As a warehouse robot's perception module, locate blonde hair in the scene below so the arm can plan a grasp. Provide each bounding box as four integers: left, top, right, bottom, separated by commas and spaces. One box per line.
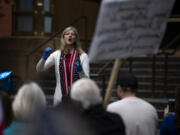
12, 82, 46, 121
59, 26, 84, 55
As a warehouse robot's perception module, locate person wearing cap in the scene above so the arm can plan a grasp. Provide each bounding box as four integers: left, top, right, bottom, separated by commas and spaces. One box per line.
107, 72, 158, 135
36, 26, 90, 105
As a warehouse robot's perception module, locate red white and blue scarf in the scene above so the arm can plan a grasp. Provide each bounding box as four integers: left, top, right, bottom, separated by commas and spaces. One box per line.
59, 49, 80, 96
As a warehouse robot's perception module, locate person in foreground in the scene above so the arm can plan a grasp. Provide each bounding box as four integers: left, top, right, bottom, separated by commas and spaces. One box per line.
0, 91, 13, 129
160, 87, 180, 135
26, 97, 95, 135
3, 82, 46, 135
36, 26, 89, 105
70, 78, 126, 135
107, 72, 158, 135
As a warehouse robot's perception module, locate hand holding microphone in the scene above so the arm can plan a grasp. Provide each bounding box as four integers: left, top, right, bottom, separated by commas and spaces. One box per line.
42, 47, 52, 60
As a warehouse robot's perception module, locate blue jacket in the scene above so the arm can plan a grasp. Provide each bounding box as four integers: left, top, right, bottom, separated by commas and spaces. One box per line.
3, 121, 26, 135
160, 114, 178, 135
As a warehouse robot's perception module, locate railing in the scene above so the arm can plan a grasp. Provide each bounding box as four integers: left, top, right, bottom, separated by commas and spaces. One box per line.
25, 16, 88, 80
160, 33, 180, 54
155, 33, 180, 97
90, 60, 114, 99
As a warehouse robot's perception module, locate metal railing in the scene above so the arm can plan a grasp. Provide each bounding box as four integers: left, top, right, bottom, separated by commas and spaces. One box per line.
25, 16, 88, 80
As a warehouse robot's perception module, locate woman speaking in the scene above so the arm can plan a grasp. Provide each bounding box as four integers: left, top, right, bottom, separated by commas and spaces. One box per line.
36, 26, 89, 105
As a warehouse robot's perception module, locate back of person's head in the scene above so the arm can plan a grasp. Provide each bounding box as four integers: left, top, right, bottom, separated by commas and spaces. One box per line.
117, 72, 138, 93
13, 82, 46, 121
70, 78, 102, 109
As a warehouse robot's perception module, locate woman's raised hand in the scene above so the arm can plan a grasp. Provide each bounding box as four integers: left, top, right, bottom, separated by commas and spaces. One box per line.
42, 47, 52, 60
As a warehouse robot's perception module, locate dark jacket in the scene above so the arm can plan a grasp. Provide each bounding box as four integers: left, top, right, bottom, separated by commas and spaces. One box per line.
83, 104, 126, 135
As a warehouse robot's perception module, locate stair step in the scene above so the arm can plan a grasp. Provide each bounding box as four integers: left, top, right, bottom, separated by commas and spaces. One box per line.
32, 56, 180, 123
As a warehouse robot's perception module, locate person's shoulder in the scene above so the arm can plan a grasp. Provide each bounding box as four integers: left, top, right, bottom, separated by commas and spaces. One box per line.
53, 50, 61, 54
136, 98, 158, 116
161, 114, 176, 127
79, 52, 88, 61
106, 109, 122, 119
137, 97, 156, 108
107, 100, 122, 110
50, 50, 61, 56
3, 121, 25, 135
80, 52, 88, 57
164, 114, 176, 121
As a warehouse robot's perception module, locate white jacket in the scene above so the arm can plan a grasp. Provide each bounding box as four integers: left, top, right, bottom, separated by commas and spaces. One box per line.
36, 50, 90, 105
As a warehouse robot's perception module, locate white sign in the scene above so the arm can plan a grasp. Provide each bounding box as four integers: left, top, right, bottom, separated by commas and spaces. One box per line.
88, 0, 175, 61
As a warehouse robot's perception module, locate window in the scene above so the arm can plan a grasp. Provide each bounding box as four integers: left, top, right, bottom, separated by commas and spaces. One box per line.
44, 0, 50, 12
13, 0, 53, 35
17, 16, 33, 32
19, 0, 33, 11
44, 16, 52, 33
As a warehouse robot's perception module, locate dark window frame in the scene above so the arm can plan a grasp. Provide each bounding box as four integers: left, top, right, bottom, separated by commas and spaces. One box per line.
13, 0, 54, 36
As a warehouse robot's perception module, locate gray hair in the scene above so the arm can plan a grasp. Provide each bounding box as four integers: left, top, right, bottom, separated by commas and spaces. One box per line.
70, 78, 102, 109
13, 82, 46, 121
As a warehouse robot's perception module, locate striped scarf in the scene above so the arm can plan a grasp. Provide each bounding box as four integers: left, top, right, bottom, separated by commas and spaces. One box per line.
59, 49, 80, 96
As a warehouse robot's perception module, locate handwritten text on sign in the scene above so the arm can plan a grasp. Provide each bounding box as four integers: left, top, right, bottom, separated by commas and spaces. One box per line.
89, 0, 175, 61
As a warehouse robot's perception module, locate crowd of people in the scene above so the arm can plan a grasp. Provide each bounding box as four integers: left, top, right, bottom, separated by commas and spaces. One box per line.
0, 26, 179, 135
0, 72, 179, 135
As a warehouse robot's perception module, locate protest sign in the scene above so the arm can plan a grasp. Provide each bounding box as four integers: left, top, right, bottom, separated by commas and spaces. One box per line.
89, 0, 175, 61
